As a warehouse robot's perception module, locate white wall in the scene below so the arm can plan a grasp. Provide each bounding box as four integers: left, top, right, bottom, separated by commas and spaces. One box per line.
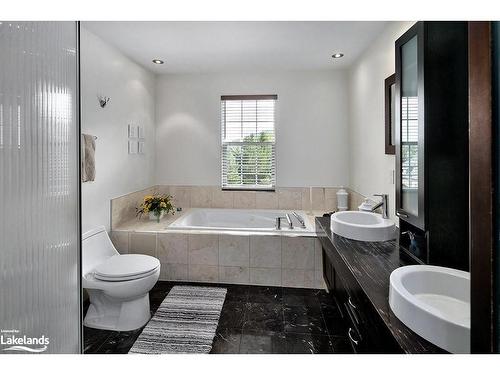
155, 70, 349, 188
348, 22, 414, 220
81, 28, 156, 232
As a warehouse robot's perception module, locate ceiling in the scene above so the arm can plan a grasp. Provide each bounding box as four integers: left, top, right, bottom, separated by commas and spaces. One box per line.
82, 21, 390, 74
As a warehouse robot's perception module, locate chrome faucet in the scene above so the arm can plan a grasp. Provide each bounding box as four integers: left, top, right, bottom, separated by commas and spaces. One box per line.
292, 212, 306, 228
371, 194, 389, 219
276, 213, 294, 230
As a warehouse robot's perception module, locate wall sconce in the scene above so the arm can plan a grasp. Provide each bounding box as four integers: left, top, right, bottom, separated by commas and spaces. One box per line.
97, 95, 110, 108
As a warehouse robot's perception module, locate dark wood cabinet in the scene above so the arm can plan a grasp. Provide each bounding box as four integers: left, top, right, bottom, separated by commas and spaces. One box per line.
316, 217, 445, 353
322, 246, 402, 353
395, 22, 469, 271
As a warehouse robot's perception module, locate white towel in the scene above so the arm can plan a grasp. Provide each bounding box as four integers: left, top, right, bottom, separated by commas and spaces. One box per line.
81, 134, 96, 182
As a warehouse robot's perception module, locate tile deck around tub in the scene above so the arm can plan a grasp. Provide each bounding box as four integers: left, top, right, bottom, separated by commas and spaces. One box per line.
110, 210, 328, 290
83, 281, 352, 354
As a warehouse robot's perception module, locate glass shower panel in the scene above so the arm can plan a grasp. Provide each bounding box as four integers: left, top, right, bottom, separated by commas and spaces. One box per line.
0, 21, 80, 354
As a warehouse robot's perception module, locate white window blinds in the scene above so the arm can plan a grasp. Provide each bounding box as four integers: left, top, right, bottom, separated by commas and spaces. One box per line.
221, 95, 277, 190
401, 96, 418, 189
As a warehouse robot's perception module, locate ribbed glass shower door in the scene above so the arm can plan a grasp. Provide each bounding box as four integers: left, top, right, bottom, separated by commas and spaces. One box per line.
0, 22, 81, 353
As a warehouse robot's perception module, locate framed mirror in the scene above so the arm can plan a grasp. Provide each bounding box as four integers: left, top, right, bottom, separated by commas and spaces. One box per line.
385, 73, 396, 155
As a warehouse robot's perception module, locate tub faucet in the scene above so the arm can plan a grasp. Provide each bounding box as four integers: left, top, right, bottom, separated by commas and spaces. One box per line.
276, 214, 293, 230
371, 194, 389, 219
292, 212, 306, 228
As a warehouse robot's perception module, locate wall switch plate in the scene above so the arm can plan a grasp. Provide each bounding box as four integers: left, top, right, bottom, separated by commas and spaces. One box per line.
128, 124, 138, 138
128, 140, 138, 154
138, 126, 145, 139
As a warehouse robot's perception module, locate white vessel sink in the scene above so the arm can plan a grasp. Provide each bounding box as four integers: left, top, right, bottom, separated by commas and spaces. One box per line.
330, 211, 396, 242
389, 265, 470, 353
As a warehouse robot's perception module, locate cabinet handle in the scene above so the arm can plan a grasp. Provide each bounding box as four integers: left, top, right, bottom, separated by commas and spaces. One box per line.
348, 297, 357, 310
396, 212, 409, 218
348, 328, 359, 346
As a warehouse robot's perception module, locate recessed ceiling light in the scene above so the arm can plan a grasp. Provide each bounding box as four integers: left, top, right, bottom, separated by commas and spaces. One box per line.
332, 53, 344, 59
152, 59, 164, 64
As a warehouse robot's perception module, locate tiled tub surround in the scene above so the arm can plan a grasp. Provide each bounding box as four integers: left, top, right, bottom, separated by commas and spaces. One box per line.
108, 185, 366, 289
110, 227, 326, 289
110, 185, 366, 229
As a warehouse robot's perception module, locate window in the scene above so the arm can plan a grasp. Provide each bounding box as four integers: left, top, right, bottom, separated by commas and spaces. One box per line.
221, 95, 277, 190
401, 95, 418, 190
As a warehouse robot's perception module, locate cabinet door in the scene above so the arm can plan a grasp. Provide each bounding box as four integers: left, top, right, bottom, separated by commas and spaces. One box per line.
395, 22, 425, 230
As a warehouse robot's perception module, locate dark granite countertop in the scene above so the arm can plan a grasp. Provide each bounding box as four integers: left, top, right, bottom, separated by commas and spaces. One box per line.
315, 216, 445, 354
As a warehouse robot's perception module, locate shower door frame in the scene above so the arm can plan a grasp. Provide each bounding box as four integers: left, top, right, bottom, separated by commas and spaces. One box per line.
76, 20, 83, 354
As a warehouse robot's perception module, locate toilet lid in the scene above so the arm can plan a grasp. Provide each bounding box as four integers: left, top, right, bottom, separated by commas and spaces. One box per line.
94, 254, 160, 281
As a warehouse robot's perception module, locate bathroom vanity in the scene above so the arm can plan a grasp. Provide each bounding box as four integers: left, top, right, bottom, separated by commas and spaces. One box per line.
316, 216, 444, 353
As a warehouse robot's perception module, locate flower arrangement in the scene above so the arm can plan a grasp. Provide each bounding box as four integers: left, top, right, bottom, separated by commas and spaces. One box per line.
136, 194, 175, 222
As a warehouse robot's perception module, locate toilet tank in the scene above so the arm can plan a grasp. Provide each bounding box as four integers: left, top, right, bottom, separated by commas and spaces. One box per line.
82, 226, 119, 276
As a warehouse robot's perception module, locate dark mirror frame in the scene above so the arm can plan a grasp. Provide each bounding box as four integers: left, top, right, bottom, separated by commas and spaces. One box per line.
385, 73, 396, 155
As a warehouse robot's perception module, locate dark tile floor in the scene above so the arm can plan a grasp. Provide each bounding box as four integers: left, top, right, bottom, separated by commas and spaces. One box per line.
83, 281, 352, 354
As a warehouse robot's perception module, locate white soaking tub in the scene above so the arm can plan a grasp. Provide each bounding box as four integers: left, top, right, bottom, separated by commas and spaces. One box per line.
168, 208, 314, 234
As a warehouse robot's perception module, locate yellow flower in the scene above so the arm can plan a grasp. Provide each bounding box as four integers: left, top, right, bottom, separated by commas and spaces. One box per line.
144, 195, 154, 202
160, 202, 167, 208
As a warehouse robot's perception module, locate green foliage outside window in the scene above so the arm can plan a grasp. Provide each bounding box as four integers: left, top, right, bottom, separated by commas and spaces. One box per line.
225, 132, 274, 187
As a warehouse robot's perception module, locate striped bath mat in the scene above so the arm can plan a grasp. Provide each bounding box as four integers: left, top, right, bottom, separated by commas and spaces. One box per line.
129, 285, 227, 354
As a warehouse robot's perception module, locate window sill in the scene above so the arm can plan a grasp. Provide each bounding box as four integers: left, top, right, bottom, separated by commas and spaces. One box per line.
221, 187, 276, 192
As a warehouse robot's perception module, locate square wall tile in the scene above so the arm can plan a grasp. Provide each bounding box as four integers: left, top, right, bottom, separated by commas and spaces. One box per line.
170, 186, 191, 210
157, 233, 188, 264
219, 266, 250, 284
188, 234, 218, 265
155, 185, 170, 196
282, 237, 315, 270
301, 187, 325, 211
255, 191, 278, 209
282, 269, 306, 288
347, 189, 365, 211
315, 271, 327, 290
191, 186, 213, 208
233, 191, 256, 209
324, 188, 339, 211
304, 270, 316, 289
110, 231, 129, 254
249, 268, 282, 286
219, 235, 249, 267
250, 236, 281, 268
188, 264, 219, 282
110, 196, 128, 229
212, 189, 233, 208
277, 188, 302, 210
160, 263, 188, 281
314, 239, 323, 271
129, 232, 156, 257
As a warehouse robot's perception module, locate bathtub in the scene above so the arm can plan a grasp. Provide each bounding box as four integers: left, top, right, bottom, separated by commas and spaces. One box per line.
168, 208, 315, 234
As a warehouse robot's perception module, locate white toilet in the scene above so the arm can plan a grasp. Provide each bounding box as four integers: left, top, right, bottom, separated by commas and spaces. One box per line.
82, 226, 160, 331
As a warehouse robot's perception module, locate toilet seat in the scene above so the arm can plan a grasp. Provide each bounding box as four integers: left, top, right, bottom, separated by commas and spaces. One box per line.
93, 254, 160, 282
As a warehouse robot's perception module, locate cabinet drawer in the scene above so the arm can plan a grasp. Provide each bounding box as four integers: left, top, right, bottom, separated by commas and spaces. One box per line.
320, 237, 401, 353
322, 248, 335, 290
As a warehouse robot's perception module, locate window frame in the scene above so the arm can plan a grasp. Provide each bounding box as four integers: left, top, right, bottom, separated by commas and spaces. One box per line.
220, 94, 277, 192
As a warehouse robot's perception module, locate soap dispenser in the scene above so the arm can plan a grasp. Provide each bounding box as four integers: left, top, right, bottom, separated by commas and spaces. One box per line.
336, 187, 348, 211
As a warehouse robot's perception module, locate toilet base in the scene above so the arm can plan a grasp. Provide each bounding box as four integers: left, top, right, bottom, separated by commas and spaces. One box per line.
84, 290, 151, 331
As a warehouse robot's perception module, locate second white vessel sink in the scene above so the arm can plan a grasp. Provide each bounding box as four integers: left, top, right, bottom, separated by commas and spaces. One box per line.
389, 265, 470, 353
330, 211, 396, 242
